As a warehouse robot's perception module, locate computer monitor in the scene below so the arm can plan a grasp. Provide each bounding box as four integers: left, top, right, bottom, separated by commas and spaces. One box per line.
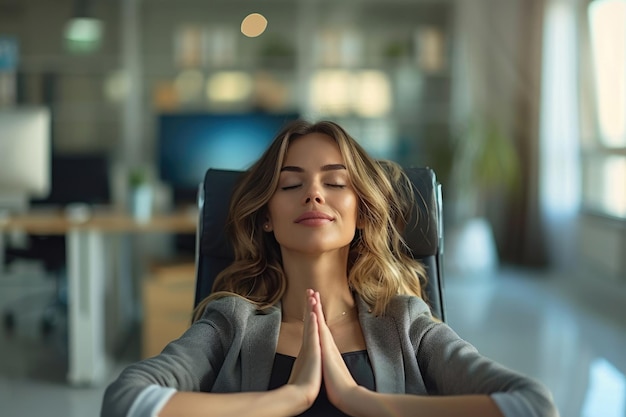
31, 153, 111, 207
157, 111, 299, 205
0, 107, 51, 211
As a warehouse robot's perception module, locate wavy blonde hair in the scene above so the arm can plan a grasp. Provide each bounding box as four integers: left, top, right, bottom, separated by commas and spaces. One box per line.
193, 120, 428, 321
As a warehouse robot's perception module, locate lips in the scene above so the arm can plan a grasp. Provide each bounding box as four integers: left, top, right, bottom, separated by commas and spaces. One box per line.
295, 211, 335, 224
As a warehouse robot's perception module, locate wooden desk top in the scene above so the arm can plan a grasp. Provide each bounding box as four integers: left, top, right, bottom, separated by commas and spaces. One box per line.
0, 209, 198, 235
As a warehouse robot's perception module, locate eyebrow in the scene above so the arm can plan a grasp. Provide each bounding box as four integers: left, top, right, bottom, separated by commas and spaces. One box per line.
280, 164, 347, 172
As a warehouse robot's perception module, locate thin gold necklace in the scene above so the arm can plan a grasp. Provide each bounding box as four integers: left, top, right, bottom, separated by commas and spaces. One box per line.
282, 305, 357, 325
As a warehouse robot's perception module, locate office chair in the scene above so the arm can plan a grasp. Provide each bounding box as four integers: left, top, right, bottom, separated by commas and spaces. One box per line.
194, 167, 446, 321
2, 236, 66, 336
2, 153, 111, 336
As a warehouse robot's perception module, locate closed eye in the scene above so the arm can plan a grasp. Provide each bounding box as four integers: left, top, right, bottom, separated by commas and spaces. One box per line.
280, 183, 346, 190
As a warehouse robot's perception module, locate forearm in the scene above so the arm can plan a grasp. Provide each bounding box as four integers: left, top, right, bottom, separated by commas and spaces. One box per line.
344, 386, 504, 417
158, 385, 310, 417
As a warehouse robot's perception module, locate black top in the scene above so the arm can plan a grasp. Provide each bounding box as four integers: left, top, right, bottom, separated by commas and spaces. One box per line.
267, 350, 376, 416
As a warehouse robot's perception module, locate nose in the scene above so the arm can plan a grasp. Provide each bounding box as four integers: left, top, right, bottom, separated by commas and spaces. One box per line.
303, 182, 325, 205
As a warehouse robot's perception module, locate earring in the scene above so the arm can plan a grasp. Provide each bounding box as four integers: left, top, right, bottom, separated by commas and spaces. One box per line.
263, 223, 270, 230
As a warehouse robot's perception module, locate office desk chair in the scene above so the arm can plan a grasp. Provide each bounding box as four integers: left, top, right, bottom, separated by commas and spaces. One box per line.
2, 153, 111, 336
194, 167, 446, 321
2, 235, 67, 336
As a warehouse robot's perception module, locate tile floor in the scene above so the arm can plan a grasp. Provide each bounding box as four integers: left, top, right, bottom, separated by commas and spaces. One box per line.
0, 266, 625, 417
445, 268, 626, 417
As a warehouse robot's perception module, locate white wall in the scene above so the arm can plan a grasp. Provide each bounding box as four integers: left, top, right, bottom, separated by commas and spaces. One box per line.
580, 216, 626, 280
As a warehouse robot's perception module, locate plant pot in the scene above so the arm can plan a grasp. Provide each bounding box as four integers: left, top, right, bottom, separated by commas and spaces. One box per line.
130, 184, 153, 223
445, 217, 499, 279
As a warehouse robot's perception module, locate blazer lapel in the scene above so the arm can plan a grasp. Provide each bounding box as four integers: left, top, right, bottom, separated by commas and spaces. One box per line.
241, 304, 281, 391
357, 296, 406, 393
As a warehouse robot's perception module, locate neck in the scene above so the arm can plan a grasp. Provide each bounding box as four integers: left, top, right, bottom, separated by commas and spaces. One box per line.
280, 249, 355, 323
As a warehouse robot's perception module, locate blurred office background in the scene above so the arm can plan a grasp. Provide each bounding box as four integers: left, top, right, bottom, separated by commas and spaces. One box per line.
0, 0, 625, 416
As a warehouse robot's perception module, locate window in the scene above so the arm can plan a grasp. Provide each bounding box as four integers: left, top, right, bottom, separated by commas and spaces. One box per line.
582, 0, 626, 218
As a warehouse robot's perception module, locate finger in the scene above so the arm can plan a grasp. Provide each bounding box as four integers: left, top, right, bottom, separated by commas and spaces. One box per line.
313, 291, 326, 324
308, 292, 358, 410
304, 292, 320, 343
302, 289, 316, 326
289, 291, 321, 378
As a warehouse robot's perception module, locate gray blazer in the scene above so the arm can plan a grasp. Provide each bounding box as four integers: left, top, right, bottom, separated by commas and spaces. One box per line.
101, 295, 559, 417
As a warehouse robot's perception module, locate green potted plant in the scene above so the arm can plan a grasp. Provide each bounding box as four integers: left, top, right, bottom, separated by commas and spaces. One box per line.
128, 166, 153, 223
446, 114, 521, 275
450, 115, 521, 220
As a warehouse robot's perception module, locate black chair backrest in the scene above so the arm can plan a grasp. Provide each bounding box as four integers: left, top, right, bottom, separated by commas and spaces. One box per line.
194, 167, 446, 321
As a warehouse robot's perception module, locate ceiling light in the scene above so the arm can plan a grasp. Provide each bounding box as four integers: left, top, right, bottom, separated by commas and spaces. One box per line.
241, 13, 268, 38
64, 0, 103, 54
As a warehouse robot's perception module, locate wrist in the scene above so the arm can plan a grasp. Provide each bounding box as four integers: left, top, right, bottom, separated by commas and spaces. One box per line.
340, 385, 375, 417
275, 384, 312, 415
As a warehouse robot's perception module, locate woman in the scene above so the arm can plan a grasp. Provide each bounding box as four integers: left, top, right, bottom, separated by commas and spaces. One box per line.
101, 120, 559, 417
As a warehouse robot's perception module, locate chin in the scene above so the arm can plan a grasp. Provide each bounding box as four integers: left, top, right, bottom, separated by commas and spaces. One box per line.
282, 240, 353, 255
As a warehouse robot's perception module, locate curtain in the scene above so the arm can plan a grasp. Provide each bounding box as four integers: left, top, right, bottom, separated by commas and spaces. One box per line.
449, 0, 550, 267
538, 0, 584, 269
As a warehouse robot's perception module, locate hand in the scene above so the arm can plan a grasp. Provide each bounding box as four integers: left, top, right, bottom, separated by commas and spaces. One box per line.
312, 291, 360, 413
287, 289, 322, 411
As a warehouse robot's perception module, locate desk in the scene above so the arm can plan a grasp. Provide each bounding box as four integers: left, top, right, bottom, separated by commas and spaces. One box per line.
0, 209, 197, 386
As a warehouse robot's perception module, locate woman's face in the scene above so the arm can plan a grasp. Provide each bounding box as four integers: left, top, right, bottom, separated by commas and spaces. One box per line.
266, 132, 359, 256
